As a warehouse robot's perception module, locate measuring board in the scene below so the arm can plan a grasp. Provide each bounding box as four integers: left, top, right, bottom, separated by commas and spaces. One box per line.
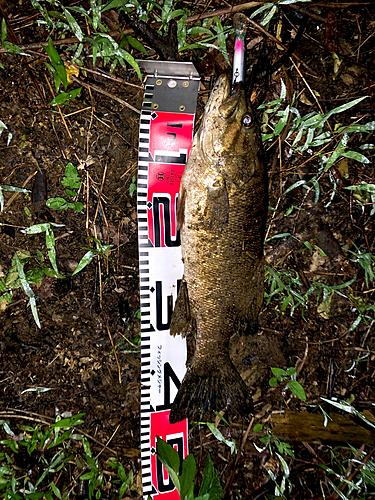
136, 60, 200, 500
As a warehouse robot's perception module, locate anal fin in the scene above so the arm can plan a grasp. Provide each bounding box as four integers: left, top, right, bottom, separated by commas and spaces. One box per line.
170, 278, 193, 339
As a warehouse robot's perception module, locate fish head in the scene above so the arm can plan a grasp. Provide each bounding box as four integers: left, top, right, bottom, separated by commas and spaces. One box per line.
198, 73, 263, 186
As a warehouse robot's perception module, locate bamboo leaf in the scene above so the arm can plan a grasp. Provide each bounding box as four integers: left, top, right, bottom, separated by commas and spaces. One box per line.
63, 8, 83, 41
72, 250, 97, 276
44, 37, 68, 90
50, 87, 82, 106
14, 253, 40, 328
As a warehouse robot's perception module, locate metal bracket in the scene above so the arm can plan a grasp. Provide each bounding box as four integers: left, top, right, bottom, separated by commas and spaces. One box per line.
136, 60, 200, 114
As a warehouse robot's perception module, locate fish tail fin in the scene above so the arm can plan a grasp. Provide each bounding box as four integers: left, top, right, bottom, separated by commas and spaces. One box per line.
169, 358, 252, 424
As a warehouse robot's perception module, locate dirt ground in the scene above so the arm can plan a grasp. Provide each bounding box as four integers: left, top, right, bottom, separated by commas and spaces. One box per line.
0, 1, 375, 499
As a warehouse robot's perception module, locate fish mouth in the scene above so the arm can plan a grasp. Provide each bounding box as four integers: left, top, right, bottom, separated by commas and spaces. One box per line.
197, 73, 246, 167
204, 73, 231, 115
219, 81, 245, 120
204, 74, 245, 121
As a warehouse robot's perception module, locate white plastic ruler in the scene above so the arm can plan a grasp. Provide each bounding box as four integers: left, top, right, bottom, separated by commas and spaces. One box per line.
136, 60, 200, 500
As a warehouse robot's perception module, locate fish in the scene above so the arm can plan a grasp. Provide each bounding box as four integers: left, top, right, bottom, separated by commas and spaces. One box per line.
169, 73, 268, 424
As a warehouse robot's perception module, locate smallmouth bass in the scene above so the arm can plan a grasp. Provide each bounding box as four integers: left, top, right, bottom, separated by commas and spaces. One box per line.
169, 73, 267, 424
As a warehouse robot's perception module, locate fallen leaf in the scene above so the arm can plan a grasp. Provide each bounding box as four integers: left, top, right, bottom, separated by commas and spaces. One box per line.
65, 64, 80, 85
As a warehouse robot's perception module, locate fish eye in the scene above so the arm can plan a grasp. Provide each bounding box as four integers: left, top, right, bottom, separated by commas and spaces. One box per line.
242, 113, 253, 128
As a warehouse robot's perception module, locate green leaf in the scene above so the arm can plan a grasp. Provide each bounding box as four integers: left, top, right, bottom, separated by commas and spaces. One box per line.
43, 37, 68, 90
283, 180, 306, 196
288, 380, 306, 401
25, 223, 50, 234
273, 105, 290, 136
14, 253, 40, 328
72, 250, 97, 275
269, 376, 278, 387
62, 162, 81, 190
167, 8, 186, 24
304, 241, 313, 253
52, 70, 62, 92
117, 49, 142, 81
2, 422, 15, 437
83, 436, 92, 458
199, 453, 223, 500
1, 18, 7, 44
46, 225, 64, 278
129, 175, 137, 198
0, 184, 31, 193
119, 481, 128, 498
46, 197, 83, 211
179, 453, 196, 500
156, 437, 180, 474
0, 291, 12, 303
26, 268, 44, 285
250, 3, 274, 20
80, 471, 96, 480
286, 367, 296, 376
63, 8, 84, 41
1, 184, 31, 212
330, 276, 356, 291
102, 0, 128, 12
51, 413, 85, 429
310, 178, 320, 205
50, 481, 62, 500
325, 96, 367, 120
68, 201, 83, 211
65, 188, 77, 198
14, 254, 33, 300
342, 150, 370, 164
50, 87, 82, 106
271, 367, 286, 381
156, 437, 181, 494
280, 295, 291, 311
321, 398, 375, 429
212, 16, 230, 64
206, 423, 237, 454
345, 182, 375, 194
325, 477, 351, 500
265, 232, 292, 243
46, 197, 69, 210
276, 452, 290, 478
25, 493, 45, 499
261, 4, 277, 26
122, 35, 148, 54
1, 40, 28, 55
188, 26, 213, 36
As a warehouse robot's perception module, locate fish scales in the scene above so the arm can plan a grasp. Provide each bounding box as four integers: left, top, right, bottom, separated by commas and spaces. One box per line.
169, 73, 267, 423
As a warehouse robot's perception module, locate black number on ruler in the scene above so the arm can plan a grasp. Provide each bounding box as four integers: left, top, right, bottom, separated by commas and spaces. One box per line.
155, 279, 181, 331
153, 196, 180, 247
156, 362, 181, 411
155, 150, 186, 164
156, 436, 184, 492
167, 132, 176, 144
156, 281, 172, 330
